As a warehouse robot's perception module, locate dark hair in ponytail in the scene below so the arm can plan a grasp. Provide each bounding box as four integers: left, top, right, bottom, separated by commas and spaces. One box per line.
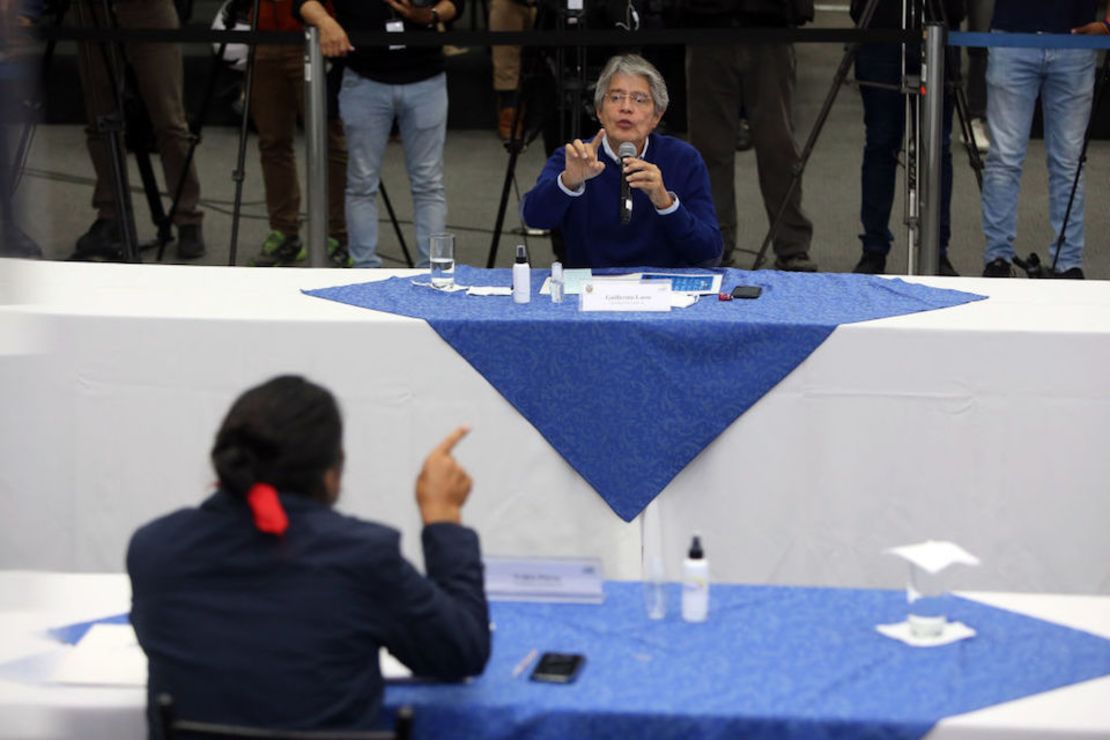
211, 376, 343, 502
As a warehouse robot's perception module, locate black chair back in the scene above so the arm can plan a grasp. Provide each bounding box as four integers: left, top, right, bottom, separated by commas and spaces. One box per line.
157, 694, 413, 740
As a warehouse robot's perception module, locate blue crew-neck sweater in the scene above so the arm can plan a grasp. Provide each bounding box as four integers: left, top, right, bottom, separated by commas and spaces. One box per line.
521, 134, 723, 269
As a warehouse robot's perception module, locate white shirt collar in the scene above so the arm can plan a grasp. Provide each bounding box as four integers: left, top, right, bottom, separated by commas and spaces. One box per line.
602, 134, 650, 163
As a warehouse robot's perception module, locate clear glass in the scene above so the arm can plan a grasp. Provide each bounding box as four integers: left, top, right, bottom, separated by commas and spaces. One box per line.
907, 563, 948, 639
640, 502, 666, 620
429, 233, 455, 289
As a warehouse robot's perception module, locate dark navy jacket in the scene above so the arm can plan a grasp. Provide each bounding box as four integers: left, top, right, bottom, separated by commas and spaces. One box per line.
128, 490, 489, 736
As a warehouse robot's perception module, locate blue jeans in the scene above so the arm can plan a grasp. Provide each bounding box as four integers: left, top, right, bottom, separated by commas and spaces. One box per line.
982, 40, 1095, 271
339, 70, 448, 268
855, 43, 953, 256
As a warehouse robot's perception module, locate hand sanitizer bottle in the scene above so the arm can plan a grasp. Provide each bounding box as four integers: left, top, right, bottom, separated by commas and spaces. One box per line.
513, 244, 531, 304
550, 261, 564, 304
681, 535, 709, 623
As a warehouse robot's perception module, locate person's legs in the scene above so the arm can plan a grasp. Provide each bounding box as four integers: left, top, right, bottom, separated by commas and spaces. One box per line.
73, 0, 120, 223
686, 43, 740, 265
855, 43, 903, 259
339, 70, 394, 268
396, 73, 448, 268
745, 42, 814, 264
251, 46, 301, 238
981, 43, 1040, 266
1040, 47, 1095, 273
114, 0, 202, 227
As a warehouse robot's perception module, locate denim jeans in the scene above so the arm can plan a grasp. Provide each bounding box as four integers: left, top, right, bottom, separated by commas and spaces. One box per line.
339, 70, 448, 268
855, 43, 953, 256
982, 41, 1095, 271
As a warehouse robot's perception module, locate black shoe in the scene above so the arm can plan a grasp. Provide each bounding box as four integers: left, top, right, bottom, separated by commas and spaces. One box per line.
938, 254, 959, 277
177, 224, 206, 259
1, 225, 43, 259
774, 252, 818, 272
1055, 266, 1085, 279
735, 118, 753, 152
70, 218, 123, 261
853, 252, 886, 274
982, 257, 1013, 278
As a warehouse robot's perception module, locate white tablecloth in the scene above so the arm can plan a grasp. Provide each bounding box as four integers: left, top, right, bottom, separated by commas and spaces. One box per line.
2, 259, 1109, 593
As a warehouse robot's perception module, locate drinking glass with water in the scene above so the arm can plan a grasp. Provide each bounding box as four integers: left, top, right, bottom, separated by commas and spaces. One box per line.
430, 233, 455, 289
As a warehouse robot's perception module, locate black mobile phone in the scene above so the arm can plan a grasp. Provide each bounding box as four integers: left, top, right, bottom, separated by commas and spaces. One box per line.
731, 285, 762, 299
529, 652, 586, 684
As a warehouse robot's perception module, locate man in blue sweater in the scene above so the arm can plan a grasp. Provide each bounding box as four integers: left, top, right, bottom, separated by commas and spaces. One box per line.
521, 54, 723, 269
981, 0, 1098, 278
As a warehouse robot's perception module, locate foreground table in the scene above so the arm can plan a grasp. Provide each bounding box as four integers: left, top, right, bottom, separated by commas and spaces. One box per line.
2, 260, 1110, 593
1, 573, 1109, 740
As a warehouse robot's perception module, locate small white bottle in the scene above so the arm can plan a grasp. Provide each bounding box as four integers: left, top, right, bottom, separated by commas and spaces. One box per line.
550, 261, 564, 304
681, 535, 709, 623
513, 244, 531, 304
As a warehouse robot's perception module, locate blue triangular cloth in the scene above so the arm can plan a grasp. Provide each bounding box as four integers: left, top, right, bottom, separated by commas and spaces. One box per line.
305, 267, 984, 521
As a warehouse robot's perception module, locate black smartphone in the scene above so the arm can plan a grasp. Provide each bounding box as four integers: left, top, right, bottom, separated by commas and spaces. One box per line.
529, 652, 586, 684
731, 285, 762, 300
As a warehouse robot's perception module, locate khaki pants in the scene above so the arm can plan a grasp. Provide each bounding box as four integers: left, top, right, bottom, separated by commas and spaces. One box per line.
75, 0, 202, 225
250, 45, 348, 242
686, 42, 813, 262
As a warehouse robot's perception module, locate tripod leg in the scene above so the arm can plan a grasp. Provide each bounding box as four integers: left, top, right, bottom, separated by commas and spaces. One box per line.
1049, 50, 1109, 273
379, 181, 414, 268
228, 0, 264, 266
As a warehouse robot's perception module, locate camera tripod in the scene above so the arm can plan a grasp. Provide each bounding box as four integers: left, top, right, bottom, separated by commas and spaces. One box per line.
749, 0, 980, 275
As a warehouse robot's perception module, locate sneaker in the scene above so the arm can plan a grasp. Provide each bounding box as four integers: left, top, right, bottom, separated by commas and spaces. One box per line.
774, 252, 818, 272
735, 118, 753, 152
1055, 266, 1085, 279
250, 230, 305, 267
969, 117, 990, 155
982, 257, 1013, 278
70, 218, 123, 261
938, 254, 959, 277
177, 223, 206, 259
853, 251, 886, 274
327, 237, 354, 268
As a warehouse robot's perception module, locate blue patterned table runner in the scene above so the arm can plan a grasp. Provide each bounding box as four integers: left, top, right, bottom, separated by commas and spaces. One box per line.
384, 581, 1110, 740
306, 267, 984, 521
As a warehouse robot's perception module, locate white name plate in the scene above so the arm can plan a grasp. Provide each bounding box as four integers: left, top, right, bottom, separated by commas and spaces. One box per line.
578, 280, 670, 312
484, 556, 605, 603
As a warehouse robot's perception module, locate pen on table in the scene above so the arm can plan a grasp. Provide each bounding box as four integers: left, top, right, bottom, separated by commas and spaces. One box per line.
511, 648, 538, 678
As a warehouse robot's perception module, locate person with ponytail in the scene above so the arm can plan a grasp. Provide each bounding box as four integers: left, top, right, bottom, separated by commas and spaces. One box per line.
127, 375, 489, 735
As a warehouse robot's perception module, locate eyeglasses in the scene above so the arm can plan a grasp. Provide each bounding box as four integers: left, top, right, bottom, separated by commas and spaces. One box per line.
605, 91, 653, 107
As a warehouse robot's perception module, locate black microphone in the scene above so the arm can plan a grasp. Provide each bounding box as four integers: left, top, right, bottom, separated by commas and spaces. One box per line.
618, 142, 636, 225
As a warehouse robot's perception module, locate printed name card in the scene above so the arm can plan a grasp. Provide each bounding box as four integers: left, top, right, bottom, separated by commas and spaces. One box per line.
484, 556, 605, 603
578, 280, 670, 312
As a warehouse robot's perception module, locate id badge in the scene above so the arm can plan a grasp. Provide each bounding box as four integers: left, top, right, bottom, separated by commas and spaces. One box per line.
386, 19, 404, 50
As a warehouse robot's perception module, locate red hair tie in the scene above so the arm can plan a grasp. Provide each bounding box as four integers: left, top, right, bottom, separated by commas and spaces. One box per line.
246, 482, 288, 535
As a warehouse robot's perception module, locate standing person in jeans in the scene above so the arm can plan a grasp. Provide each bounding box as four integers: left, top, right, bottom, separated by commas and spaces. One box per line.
71, 0, 205, 261
850, 0, 963, 276
683, 0, 817, 272
981, 1, 1097, 279
248, 0, 352, 268
296, 0, 462, 269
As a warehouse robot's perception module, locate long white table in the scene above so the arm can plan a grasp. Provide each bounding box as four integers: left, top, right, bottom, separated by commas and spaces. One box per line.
0, 572, 1108, 740
2, 259, 1110, 593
